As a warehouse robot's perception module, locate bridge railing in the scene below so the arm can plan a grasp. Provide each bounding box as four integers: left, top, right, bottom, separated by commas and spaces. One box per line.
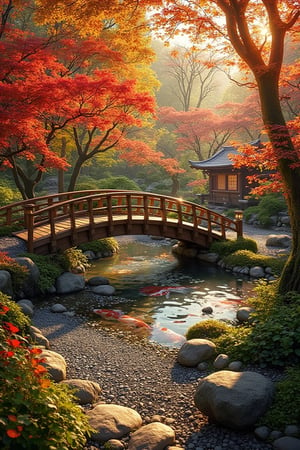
0, 190, 120, 227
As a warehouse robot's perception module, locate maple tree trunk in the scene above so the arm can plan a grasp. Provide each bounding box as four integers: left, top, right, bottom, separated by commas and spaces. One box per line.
257, 73, 300, 294
67, 156, 86, 192
171, 174, 179, 197
58, 138, 67, 193
10, 164, 36, 199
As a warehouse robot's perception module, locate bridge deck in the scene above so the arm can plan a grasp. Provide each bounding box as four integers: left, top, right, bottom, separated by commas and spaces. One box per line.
14, 214, 224, 255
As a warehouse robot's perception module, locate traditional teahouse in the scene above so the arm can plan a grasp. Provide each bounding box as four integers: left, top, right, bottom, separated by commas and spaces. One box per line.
189, 140, 262, 207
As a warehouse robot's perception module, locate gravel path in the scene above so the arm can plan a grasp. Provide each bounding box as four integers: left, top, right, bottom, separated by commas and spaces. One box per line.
32, 308, 275, 450
0, 236, 27, 257
227, 223, 291, 256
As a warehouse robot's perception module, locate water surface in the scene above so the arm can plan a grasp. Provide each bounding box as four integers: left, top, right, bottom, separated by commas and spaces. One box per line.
86, 236, 254, 346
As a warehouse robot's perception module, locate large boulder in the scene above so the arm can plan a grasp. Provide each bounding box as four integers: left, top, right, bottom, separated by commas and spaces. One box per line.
194, 370, 274, 430
61, 379, 101, 405
86, 404, 142, 442
17, 299, 34, 317
266, 234, 291, 248
236, 307, 254, 323
29, 325, 50, 349
15, 257, 40, 297
177, 339, 216, 367
55, 272, 85, 294
0, 270, 13, 297
128, 422, 176, 450
249, 266, 265, 278
273, 437, 300, 450
40, 349, 67, 382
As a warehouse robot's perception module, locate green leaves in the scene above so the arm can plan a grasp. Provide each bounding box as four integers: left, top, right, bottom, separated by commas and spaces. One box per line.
261, 367, 300, 430
0, 300, 94, 449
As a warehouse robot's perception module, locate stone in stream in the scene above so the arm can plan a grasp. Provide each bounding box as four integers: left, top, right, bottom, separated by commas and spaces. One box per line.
55, 272, 85, 294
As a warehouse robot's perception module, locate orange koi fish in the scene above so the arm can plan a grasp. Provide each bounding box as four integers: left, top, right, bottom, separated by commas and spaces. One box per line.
140, 286, 188, 297
93, 309, 151, 329
118, 315, 151, 329
93, 309, 123, 320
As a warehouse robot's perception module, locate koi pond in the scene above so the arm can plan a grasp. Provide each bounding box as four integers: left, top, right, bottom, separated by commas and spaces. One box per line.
83, 236, 254, 347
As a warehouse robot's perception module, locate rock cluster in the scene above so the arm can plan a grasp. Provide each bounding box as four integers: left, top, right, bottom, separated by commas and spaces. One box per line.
0, 258, 116, 300
172, 228, 293, 283
29, 320, 179, 449
246, 213, 290, 229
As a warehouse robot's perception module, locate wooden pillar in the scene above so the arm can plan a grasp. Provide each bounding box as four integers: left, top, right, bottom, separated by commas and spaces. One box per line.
235, 210, 244, 238
24, 204, 34, 253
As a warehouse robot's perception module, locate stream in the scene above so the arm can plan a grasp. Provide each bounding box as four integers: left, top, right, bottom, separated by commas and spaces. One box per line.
82, 236, 254, 347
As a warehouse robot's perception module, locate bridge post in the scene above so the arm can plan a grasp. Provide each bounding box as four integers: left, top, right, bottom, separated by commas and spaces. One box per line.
24, 204, 34, 253
235, 210, 243, 238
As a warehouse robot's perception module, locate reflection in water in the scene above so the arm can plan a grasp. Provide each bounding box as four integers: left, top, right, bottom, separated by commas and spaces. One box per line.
86, 236, 254, 347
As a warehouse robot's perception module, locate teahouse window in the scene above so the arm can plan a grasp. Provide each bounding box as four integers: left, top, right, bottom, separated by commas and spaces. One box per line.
228, 174, 238, 191
217, 174, 226, 190
213, 174, 238, 191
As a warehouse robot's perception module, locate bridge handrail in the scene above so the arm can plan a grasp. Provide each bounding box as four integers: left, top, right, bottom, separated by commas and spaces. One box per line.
0, 190, 123, 226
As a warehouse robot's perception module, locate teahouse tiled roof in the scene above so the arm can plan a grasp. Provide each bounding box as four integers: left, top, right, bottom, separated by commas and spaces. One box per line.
189, 146, 238, 170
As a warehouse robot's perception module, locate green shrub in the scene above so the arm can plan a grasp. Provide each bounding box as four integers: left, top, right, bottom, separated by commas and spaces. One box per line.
258, 193, 287, 216
0, 224, 23, 237
0, 252, 29, 291
223, 250, 286, 275
223, 208, 236, 219
79, 237, 119, 254
213, 326, 252, 357
219, 284, 300, 366
186, 319, 233, 340
59, 247, 90, 272
21, 253, 63, 294
0, 293, 30, 335
74, 177, 101, 191
0, 304, 93, 449
244, 194, 287, 227
0, 186, 21, 207
243, 205, 260, 223
260, 367, 300, 430
210, 237, 258, 257
186, 319, 251, 357
97, 176, 141, 190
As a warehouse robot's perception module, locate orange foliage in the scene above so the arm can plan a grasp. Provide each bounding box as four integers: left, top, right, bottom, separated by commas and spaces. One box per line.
0, 1, 165, 197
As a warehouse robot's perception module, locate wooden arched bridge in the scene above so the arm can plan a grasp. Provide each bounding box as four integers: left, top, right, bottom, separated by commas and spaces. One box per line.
0, 190, 243, 255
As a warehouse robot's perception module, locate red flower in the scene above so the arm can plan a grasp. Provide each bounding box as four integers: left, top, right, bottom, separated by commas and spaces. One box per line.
0, 304, 9, 315
6, 339, 22, 348
8, 415, 17, 422
3, 322, 19, 334
0, 350, 14, 358
33, 364, 48, 376
6, 428, 22, 438
29, 347, 42, 355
